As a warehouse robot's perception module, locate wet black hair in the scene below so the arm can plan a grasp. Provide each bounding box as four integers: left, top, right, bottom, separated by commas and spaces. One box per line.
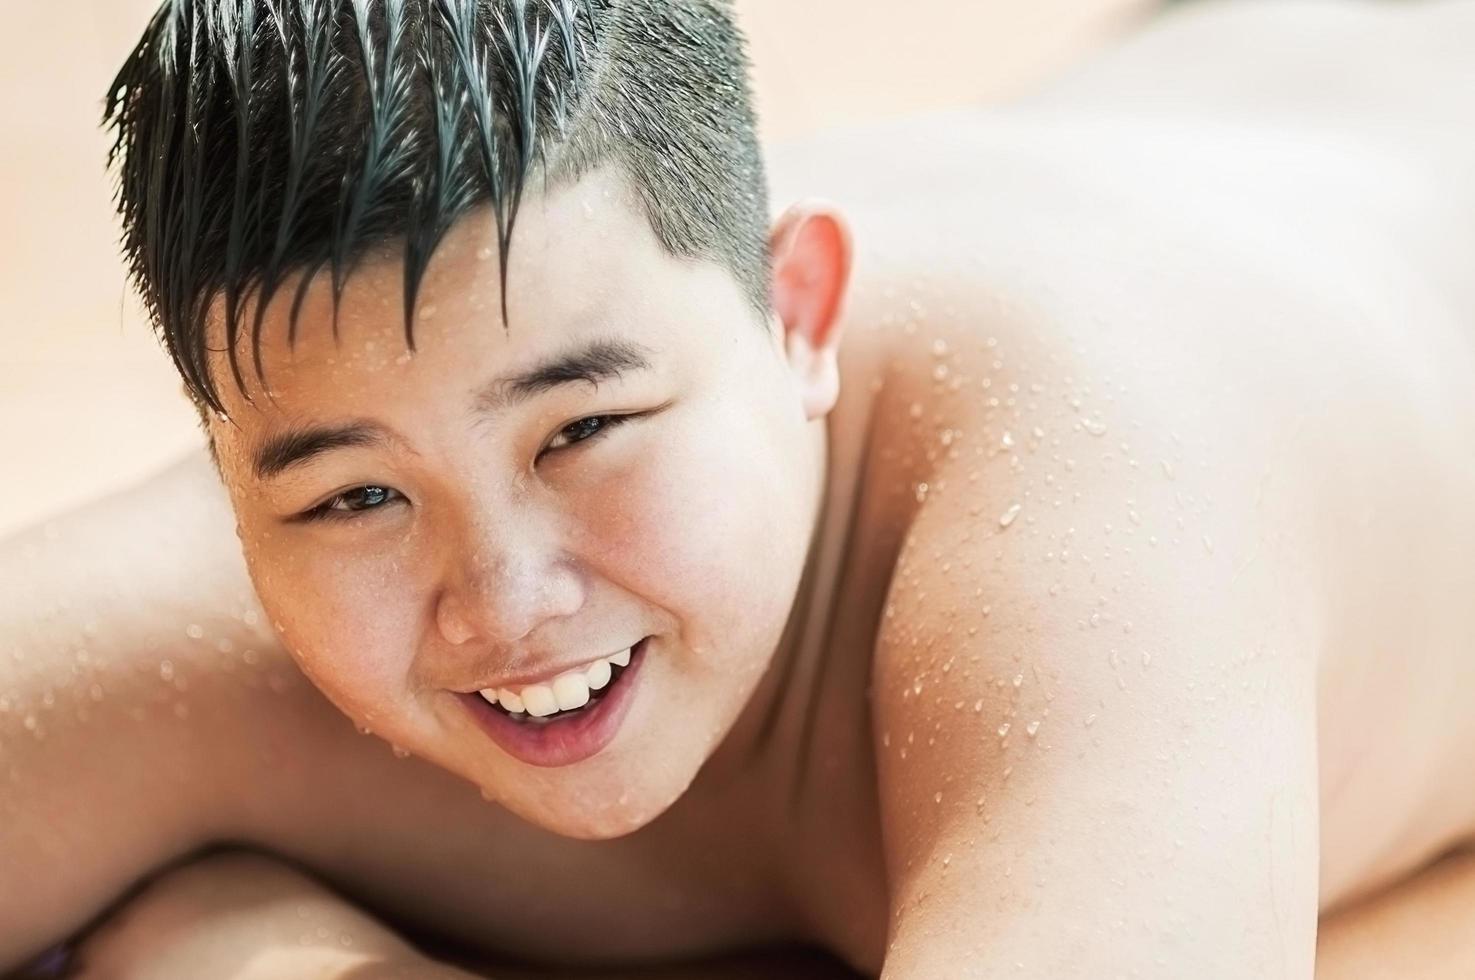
104, 0, 771, 415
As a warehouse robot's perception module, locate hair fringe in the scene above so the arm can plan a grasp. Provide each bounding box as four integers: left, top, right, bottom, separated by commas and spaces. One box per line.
105, 0, 770, 418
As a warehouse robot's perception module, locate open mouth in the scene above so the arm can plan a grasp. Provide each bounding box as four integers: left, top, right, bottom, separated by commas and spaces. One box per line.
489, 654, 636, 725
460, 637, 650, 768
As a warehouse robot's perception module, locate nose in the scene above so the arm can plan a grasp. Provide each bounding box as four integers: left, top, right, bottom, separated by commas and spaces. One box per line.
434, 514, 585, 648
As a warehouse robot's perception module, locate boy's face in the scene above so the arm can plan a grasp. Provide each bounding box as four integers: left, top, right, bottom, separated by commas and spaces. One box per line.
206, 169, 835, 839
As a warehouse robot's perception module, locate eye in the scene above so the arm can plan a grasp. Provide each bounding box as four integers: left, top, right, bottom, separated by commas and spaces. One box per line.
542, 413, 638, 455
299, 485, 404, 523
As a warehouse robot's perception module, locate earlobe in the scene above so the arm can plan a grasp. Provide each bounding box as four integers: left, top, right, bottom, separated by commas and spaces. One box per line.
785, 329, 841, 420
769, 201, 853, 420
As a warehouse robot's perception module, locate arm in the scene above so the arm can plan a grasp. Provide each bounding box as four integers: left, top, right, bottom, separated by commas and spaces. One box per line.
0, 450, 286, 968
67, 852, 860, 980
69, 851, 468, 980
869, 331, 1321, 977
52, 849, 1475, 980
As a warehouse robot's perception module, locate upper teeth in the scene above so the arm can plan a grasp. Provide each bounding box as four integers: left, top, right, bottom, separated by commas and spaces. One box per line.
480, 645, 633, 717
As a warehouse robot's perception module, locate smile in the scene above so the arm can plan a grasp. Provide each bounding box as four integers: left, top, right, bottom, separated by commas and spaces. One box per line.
461, 637, 650, 768
479, 644, 634, 720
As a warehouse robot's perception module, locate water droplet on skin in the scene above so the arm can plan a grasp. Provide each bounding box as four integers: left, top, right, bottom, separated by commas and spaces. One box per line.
1026, 720, 1040, 738
1001, 430, 1015, 449
391, 744, 410, 759
997, 722, 1011, 737
1012, 673, 1024, 688
23, 714, 38, 732
998, 503, 1022, 528
185, 624, 204, 640
1202, 535, 1215, 554
909, 402, 924, 420
1161, 460, 1176, 480
1128, 510, 1142, 525
934, 792, 943, 804
1082, 417, 1108, 436
159, 660, 175, 682
1084, 713, 1098, 727
931, 338, 949, 357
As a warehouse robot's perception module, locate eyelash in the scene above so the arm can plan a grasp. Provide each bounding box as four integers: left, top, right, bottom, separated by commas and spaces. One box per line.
297, 413, 638, 524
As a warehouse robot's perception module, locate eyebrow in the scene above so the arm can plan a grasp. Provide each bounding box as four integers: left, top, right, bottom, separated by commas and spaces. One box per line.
471, 335, 656, 417
253, 422, 389, 482
252, 336, 656, 482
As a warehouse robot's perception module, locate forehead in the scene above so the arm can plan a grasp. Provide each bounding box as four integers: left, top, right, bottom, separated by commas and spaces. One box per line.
206, 167, 747, 423
203, 167, 773, 475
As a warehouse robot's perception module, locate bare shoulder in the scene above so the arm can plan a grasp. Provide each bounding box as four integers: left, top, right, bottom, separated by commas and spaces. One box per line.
844, 80, 1475, 961
855, 271, 1339, 971
0, 450, 295, 962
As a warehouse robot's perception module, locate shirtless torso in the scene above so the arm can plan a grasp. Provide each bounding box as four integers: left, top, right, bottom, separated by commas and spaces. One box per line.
3, 1, 1473, 975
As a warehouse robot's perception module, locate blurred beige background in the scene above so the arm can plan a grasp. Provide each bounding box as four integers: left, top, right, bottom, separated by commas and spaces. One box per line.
0, 0, 1155, 538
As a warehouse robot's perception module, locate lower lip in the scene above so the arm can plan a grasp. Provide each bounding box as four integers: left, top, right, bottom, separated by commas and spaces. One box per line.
460, 638, 649, 768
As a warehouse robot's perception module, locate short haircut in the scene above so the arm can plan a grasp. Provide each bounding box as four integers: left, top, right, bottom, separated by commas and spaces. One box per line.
104, 0, 771, 416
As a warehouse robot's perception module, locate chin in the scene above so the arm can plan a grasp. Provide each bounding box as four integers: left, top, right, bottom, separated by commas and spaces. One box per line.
503, 772, 692, 841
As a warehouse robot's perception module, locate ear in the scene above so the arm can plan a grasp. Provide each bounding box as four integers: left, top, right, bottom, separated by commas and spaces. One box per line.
769, 201, 853, 421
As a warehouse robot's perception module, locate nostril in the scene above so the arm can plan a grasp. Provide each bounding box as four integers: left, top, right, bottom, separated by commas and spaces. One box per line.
435, 595, 478, 646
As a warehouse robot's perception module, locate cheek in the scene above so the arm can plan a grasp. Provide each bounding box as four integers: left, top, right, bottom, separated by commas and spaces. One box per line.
243, 535, 421, 721
587, 400, 806, 652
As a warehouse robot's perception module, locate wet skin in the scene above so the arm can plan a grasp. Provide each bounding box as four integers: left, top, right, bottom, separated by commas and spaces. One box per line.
5, 1, 1475, 976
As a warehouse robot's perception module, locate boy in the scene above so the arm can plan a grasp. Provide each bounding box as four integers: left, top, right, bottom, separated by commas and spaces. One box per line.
4, 0, 1475, 976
